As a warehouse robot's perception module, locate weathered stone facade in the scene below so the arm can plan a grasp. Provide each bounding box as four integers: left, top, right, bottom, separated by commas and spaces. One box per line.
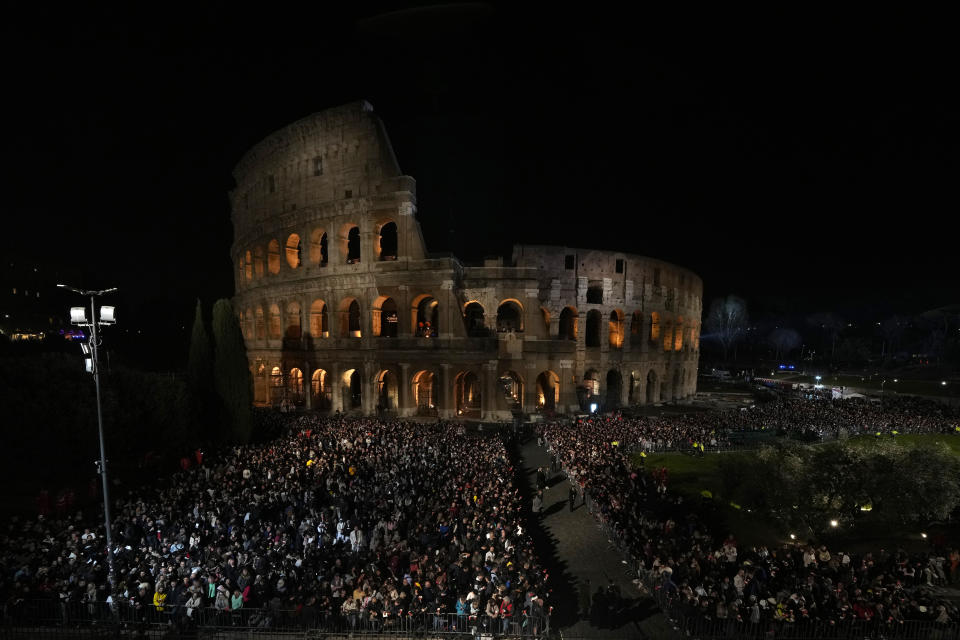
231, 101, 702, 419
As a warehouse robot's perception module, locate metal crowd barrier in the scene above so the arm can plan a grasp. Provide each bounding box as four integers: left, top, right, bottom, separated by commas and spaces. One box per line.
0, 598, 550, 637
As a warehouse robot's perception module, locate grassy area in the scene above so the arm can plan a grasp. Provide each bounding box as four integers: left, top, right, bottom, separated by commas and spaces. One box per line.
633, 433, 960, 549
635, 450, 783, 547
847, 433, 960, 456
777, 373, 958, 397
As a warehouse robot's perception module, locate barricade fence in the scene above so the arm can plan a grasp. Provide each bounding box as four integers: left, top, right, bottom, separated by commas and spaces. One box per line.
541, 437, 960, 640
1, 599, 550, 638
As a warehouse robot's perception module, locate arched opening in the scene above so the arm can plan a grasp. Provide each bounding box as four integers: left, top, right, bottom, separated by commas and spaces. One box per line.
373, 296, 399, 337
311, 369, 330, 411
341, 369, 362, 410
674, 316, 684, 351
536, 370, 560, 411
649, 312, 660, 342
345, 226, 361, 263
339, 298, 362, 338
693, 326, 700, 351
376, 370, 399, 413
630, 311, 643, 349
585, 309, 602, 347
662, 320, 673, 352
255, 307, 265, 339
378, 221, 398, 260
254, 246, 265, 279
558, 306, 578, 340
578, 370, 600, 411
412, 294, 439, 337
270, 366, 283, 406
309, 228, 328, 267
412, 370, 436, 415
608, 309, 624, 349
646, 370, 658, 405
464, 302, 487, 337
244, 251, 253, 281
268, 304, 281, 339
289, 368, 304, 405
244, 308, 254, 340
606, 369, 622, 409
285, 234, 302, 269
267, 240, 281, 274
499, 370, 523, 410
309, 300, 328, 338
284, 301, 301, 339
254, 361, 266, 404
455, 371, 482, 417
496, 299, 523, 333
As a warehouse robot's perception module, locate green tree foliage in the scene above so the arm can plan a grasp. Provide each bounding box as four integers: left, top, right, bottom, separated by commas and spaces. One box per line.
186, 299, 217, 442
212, 298, 253, 444
721, 439, 960, 536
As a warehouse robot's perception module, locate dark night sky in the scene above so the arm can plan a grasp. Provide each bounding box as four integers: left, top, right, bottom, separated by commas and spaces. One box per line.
2, 5, 957, 367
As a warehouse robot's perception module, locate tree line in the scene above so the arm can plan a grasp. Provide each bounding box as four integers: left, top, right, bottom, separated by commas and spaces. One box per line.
703, 295, 960, 368
718, 438, 960, 537
0, 298, 252, 505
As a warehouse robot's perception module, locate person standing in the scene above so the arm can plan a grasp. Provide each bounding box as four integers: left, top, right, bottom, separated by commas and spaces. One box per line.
578, 579, 591, 620
568, 485, 577, 512
532, 491, 543, 515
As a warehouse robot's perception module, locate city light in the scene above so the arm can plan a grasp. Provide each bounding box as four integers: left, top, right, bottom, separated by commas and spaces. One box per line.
789, 533, 796, 540
921, 532, 927, 539
829, 519, 838, 528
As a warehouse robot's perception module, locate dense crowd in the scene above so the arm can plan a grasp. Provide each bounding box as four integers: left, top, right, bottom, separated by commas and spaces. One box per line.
1, 417, 550, 634
628, 394, 960, 452
540, 398, 960, 634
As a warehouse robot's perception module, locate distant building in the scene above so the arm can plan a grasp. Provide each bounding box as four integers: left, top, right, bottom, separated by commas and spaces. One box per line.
0, 255, 78, 341
230, 101, 702, 418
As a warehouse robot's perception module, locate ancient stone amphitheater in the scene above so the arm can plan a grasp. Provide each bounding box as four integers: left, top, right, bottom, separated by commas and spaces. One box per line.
231, 101, 701, 420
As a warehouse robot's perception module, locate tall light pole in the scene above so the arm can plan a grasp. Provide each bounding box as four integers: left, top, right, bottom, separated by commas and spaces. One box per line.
58, 284, 118, 593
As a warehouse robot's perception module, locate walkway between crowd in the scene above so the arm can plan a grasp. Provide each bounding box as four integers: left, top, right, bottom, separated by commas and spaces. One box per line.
517, 437, 678, 640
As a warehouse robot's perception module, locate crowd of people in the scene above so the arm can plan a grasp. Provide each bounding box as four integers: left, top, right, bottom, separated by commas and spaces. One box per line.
1, 417, 551, 634
539, 395, 960, 635
3, 391, 958, 636
627, 393, 960, 453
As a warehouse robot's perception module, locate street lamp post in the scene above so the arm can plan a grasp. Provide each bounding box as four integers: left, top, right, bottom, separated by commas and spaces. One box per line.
58, 284, 118, 593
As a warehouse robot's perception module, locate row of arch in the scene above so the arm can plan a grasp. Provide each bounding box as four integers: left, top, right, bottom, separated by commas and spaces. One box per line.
239, 294, 440, 340
255, 364, 692, 414
239, 295, 698, 352
239, 220, 400, 284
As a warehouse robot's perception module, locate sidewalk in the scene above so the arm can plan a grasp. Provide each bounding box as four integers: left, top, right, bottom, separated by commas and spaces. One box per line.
516, 437, 678, 639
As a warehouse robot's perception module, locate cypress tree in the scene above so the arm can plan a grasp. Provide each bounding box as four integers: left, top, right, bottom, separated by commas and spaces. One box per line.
187, 299, 216, 442
212, 298, 253, 444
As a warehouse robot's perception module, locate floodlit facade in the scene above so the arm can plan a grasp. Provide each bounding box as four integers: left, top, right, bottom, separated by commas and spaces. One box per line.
230, 101, 702, 419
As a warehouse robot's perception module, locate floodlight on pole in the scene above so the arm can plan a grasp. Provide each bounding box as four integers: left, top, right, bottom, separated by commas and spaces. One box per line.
58, 283, 118, 595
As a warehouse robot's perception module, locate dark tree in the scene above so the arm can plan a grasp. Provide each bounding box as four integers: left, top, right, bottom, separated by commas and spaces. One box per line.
187, 299, 216, 442
212, 299, 253, 444
704, 295, 748, 362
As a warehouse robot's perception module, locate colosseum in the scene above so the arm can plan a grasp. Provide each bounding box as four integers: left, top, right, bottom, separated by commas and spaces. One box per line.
230, 101, 702, 420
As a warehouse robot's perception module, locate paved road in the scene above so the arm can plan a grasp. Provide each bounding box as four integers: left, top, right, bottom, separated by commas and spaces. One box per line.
513, 436, 678, 639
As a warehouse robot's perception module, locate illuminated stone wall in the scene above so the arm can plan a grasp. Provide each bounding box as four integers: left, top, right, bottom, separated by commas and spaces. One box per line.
231, 101, 702, 419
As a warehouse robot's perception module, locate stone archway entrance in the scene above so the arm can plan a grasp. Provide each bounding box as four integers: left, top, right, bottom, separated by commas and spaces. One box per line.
646, 370, 658, 405
455, 371, 482, 417
606, 369, 622, 409
376, 370, 399, 413
342, 369, 362, 410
